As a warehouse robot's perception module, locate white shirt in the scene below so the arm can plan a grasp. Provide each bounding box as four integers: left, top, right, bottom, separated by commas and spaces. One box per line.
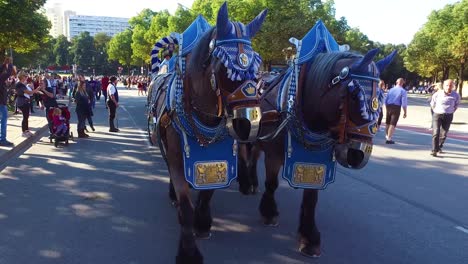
107, 83, 116, 95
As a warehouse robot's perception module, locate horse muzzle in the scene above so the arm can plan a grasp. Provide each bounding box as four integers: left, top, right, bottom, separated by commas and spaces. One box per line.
227, 106, 261, 142
334, 139, 373, 169
225, 80, 261, 142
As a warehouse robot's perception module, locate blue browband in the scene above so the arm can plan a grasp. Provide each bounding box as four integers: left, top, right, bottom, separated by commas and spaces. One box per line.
350, 74, 380, 82
331, 66, 380, 86
216, 39, 252, 46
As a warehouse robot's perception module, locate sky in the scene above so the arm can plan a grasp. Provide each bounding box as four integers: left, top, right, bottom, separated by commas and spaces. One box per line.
45, 0, 459, 45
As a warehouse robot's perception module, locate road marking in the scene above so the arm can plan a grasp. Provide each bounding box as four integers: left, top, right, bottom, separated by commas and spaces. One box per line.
120, 105, 153, 148
455, 226, 468, 234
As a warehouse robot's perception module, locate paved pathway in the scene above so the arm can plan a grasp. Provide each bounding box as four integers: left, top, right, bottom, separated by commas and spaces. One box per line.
0, 99, 69, 168
1, 93, 466, 167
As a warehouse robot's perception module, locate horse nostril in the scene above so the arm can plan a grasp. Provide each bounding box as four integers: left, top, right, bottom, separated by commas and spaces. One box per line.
347, 148, 365, 168
232, 118, 251, 141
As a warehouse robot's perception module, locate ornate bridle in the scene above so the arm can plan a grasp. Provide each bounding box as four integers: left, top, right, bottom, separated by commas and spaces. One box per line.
204, 21, 263, 142
330, 63, 383, 144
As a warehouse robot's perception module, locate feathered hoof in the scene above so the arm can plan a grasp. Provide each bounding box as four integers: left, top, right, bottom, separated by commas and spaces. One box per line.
299, 243, 321, 258
194, 231, 212, 240
262, 216, 279, 227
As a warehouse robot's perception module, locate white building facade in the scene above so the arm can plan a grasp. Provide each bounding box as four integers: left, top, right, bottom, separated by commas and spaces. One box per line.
68, 15, 129, 39
46, 3, 65, 37
45, 4, 130, 40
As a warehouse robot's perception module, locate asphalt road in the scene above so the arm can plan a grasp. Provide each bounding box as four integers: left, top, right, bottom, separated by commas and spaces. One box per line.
0, 90, 467, 264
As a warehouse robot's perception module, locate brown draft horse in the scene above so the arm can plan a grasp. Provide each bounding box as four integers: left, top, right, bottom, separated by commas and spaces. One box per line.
238, 49, 396, 257
150, 3, 267, 263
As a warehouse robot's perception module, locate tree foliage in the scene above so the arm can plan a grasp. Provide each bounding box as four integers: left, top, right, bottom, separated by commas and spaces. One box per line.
93, 32, 112, 74
129, 9, 156, 65
70, 32, 96, 73
108, 29, 133, 72
0, 0, 51, 55
54, 35, 71, 66
405, 0, 467, 96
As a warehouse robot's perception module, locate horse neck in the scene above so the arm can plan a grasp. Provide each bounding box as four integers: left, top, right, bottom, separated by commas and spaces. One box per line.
185, 75, 220, 126
301, 67, 333, 132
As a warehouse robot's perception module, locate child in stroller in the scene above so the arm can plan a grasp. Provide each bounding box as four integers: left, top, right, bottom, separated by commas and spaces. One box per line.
48, 104, 73, 147
52, 108, 67, 137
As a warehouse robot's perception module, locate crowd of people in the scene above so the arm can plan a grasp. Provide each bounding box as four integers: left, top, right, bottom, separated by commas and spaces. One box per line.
0, 56, 147, 146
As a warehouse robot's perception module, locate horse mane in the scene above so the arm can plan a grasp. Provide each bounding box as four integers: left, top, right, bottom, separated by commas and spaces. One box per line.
186, 27, 216, 77
306, 51, 361, 92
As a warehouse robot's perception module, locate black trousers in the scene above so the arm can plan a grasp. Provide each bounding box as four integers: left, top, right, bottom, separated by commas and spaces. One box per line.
377, 110, 383, 127
19, 104, 30, 132
107, 100, 117, 128
432, 113, 453, 152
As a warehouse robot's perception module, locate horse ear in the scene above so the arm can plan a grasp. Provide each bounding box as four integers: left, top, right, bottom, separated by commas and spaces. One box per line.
216, 2, 230, 38
352, 48, 380, 72
247, 9, 268, 37
376, 50, 397, 73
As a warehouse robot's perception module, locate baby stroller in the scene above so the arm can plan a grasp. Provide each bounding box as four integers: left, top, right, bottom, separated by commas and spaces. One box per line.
48, 103, 74, 147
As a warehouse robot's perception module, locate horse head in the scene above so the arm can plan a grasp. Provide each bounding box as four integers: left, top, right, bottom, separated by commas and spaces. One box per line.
186, 2, 267, 143
302, 49, 396, 169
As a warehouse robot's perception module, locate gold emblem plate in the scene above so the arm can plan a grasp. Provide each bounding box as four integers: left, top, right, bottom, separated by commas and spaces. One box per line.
371, 97, 379, 111
195, 161, 228, 186
292, 163, 326, 186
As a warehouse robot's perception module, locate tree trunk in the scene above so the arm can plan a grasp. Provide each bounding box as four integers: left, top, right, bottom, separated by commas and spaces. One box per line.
459, 62, 465, 98
442, 65, 449, 81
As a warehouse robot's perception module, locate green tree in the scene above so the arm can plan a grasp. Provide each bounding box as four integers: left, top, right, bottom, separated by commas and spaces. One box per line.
54, 35, 71, 66
0, 0, 51, 55
70, 32, 96, 74
405, 0, 467, 96
94, 32, 112, 74
168, 7, 197, 37
129, 9, 156, 66
449, 0, 467, 96
108, 29, 133, 74
145, 10, 172, 56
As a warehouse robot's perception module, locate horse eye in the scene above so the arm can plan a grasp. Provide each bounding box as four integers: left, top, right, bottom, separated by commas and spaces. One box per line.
209, 39, 215, 52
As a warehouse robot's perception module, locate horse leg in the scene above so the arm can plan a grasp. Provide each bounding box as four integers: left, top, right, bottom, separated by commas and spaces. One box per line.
168, 179, 178, 207
237, 143, 254, 195
259, 142, 282, 226
298, 189, 321, 258
248, 144, 260, 194
194, 190, 215, 239
163, 127, 203, 264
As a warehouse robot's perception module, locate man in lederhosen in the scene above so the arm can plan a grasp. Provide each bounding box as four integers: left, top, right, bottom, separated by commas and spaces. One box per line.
107, 76, 119, 132
384, 78, 408, 144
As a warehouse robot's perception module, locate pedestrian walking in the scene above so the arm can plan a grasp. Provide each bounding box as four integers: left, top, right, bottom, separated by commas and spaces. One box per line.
41, 73, 59, 136
384, 78, 408, 144
377, 80, 386, 131
0, 57, 16, 146
429, 79, 460, 157
101, 75, 109, 108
